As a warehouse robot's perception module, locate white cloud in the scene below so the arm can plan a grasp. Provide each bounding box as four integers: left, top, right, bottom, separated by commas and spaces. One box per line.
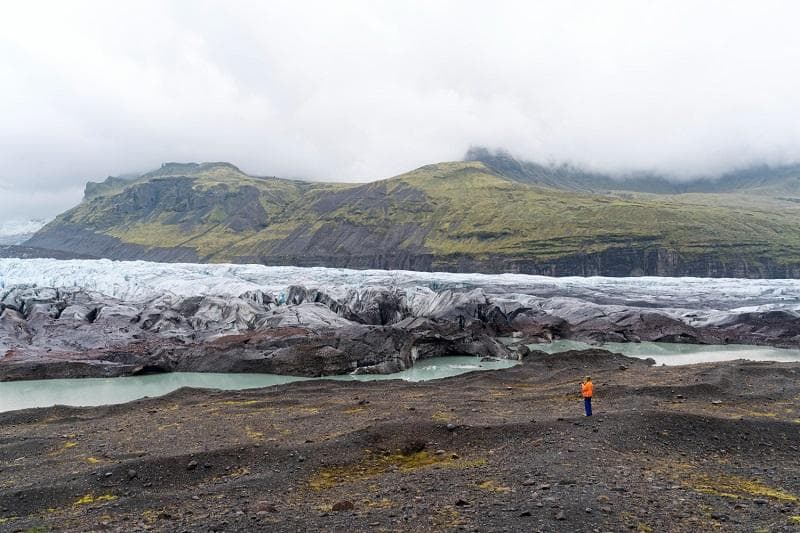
1, 0, 800, 220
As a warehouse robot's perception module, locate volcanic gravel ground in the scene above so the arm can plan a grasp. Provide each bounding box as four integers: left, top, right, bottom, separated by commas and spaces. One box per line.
1, 350, 800, 532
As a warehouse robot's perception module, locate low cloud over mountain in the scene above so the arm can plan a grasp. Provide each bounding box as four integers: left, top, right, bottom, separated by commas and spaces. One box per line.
3, 1, 800, 221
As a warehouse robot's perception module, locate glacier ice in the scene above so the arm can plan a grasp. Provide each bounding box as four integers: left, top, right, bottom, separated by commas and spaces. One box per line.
0, 218, 51, 245
1, 257, 800, 320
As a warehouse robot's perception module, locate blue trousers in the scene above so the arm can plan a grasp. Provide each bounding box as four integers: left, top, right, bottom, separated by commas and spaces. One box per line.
584, 397, 592, 416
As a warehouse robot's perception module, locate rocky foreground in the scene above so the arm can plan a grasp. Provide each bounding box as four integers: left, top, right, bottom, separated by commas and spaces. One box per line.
1, 350, 800, 532
2, 283, 800, 381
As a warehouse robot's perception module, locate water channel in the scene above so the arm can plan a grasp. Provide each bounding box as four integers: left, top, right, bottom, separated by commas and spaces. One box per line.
3, 343, 799, 413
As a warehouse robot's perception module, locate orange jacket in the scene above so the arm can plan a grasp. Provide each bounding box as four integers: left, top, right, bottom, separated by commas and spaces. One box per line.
582, 381, 593, 398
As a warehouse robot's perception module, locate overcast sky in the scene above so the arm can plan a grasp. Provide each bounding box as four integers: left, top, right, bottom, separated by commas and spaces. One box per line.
2, 0, 800, 222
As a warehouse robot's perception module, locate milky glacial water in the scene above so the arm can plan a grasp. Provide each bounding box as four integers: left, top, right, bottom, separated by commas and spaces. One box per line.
531, 340, 800, 366
3, 343, 799, 413
0, 356, 518, 413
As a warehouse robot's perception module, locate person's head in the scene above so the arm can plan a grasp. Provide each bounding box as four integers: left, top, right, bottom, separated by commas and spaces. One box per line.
584, 376, 591, 382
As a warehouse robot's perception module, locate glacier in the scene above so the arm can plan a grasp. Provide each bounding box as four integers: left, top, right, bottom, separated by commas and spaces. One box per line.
3, 257, 800, 381
2, 257, 800, 313
0, 219, 51, 245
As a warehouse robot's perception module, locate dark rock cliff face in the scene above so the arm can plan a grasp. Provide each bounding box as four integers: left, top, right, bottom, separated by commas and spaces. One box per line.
230, 247, 800, 279
70, 177, 271, 233
0, 245, 96, 260
22, 226, 800, 278
447, 247, 800, 278
25, 224, 199, 262
25, 175, 274, 262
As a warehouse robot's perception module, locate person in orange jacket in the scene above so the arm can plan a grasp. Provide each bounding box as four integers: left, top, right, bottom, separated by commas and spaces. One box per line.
581, 376, 593, 416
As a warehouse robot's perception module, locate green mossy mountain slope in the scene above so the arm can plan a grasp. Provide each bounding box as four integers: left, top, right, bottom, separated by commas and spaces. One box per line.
26, 160, 800, 277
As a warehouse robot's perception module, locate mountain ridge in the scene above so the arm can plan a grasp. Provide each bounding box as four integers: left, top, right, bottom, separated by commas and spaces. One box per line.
24, 156, 800, 278
466, 147, 800, 195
